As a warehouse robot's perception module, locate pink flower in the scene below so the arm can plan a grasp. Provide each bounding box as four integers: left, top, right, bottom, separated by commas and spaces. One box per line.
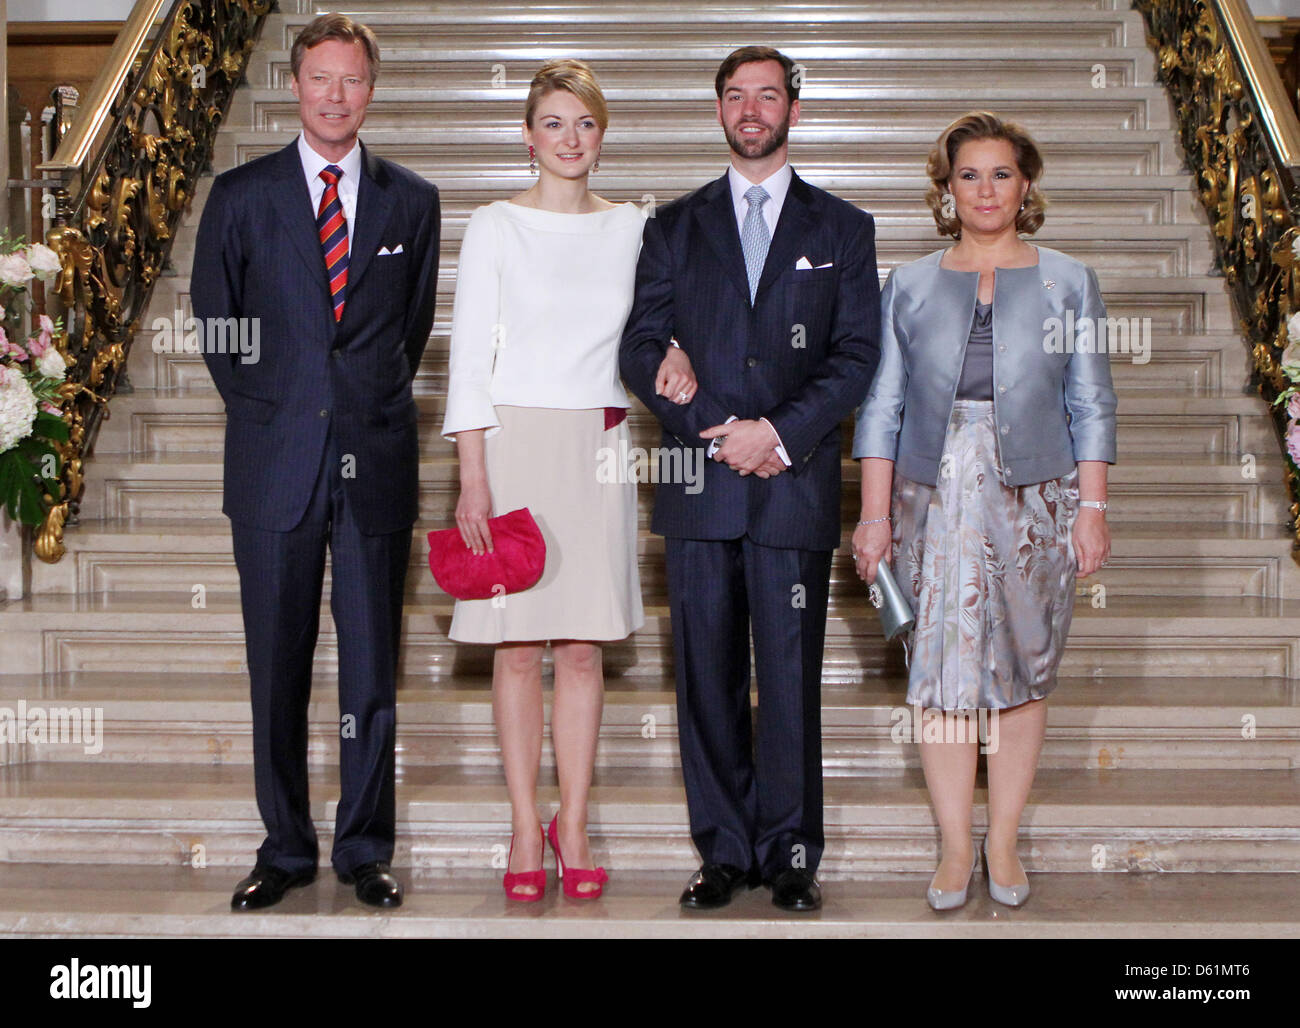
1289, 393, 1300, 420
40, 401, 60, 415
26, 314, 55, 358
0, 325, 27, 362
1288, 422, 1300, 466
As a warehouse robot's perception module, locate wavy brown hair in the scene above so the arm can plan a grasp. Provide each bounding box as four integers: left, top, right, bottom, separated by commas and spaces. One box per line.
925, 111, 1047, 239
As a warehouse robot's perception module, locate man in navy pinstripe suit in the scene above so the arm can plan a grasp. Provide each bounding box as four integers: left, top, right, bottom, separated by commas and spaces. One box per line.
620, 47, 881, 911
191, 14, 439, 910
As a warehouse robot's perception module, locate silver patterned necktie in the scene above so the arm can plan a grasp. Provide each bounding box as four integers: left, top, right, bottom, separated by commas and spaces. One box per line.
741, 184, 771, 303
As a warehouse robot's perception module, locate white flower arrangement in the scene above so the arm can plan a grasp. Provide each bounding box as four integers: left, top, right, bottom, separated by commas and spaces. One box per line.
0, 366, 37, 453
0, 234, 69, 525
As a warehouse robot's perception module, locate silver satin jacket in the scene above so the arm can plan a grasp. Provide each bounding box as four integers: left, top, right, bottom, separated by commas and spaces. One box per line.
851, 245, 1117, 487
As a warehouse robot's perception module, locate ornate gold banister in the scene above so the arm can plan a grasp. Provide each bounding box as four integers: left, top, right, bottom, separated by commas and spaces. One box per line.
1215, 0, 1300, 173
21, 0, 273, 563
39, 0, 170, 178
1137, 0, 1300, 555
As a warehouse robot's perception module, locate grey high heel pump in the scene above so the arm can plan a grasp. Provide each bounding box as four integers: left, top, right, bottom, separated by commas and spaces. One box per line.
982, 834, 1030, 907
926, 845, 980, 911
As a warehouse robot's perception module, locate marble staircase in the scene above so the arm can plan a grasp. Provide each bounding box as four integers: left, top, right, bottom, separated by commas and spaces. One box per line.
0, 0, 1297, 936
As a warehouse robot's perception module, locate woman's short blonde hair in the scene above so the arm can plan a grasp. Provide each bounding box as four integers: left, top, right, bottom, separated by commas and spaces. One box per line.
925, 111, 1047, 238
524, 59, 609, 132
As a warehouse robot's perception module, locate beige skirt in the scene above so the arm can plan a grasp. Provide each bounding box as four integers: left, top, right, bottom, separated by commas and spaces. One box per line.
448, 405, 644, 644
891, 400, 1079, 710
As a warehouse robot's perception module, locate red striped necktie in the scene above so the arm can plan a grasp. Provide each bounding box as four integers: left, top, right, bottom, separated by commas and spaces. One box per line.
317, 165, 349, 322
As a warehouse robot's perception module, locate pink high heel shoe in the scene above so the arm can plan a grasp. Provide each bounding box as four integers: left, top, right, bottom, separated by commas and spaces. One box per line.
503, 825, 546, 902
547, 814, 608, 900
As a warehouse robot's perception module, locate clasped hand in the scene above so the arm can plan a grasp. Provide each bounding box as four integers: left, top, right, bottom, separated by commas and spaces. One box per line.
699, 420, 785, 478
655, 345, 784, 478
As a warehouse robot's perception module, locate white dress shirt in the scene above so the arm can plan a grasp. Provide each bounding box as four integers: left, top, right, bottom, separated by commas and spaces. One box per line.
298, 132, 361, 256
711, 161, 794, 465
727, 161, 792, 239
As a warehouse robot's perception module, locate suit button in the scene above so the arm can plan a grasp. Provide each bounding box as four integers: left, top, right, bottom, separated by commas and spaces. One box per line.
1000, 425, 1009, 435
998, 384, 1007, 394
998, 345, 1007, 353
746, 357, 758, 368
319, 409, 330, 418
332, 349, 343, 359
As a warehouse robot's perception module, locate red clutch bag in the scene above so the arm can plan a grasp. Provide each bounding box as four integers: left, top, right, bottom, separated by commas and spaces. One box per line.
427, 507, 547, 600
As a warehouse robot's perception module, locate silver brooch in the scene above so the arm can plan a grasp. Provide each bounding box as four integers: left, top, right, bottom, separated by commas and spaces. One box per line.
1043, 279, 1055, 290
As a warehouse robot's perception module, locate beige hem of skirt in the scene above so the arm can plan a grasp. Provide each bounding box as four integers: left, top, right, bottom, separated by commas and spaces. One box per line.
448, 405, 645, 644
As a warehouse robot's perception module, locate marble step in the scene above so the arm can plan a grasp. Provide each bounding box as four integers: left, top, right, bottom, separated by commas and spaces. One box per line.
29, 517, 1300, 600
1, 864, 1294, 939
214, 127, 1184, 180
5, 591, 1300, 678
69, 452, 1293, 524
266, 5, 1147, 41
130, 330, 1252, 396
169, 173, 1214, 255
89, 388, 1280, 460
128, 307, 1250, 394
288, 0, 1133, 15
0, 672, 1293, 771
237, 85, 1171, 134
256, 15, 1149, 51
144, 278, 1237, 350
0, 762, 1295, 872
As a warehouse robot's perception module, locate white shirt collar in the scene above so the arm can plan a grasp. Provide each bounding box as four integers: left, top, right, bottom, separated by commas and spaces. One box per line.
728, 161, 792, 230
297, 131, 362, 194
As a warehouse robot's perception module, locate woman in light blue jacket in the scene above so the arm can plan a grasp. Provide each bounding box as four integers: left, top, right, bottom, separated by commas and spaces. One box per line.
851, 112, 1117, 911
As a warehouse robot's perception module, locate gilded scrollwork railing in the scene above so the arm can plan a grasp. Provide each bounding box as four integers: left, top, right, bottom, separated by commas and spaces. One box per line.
1135, 0, 1300, 550
29, 0, 272, 562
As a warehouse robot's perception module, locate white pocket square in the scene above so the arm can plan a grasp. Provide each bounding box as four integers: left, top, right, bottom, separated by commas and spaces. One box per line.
377, 243, 404, 256
795, 256, 833, 270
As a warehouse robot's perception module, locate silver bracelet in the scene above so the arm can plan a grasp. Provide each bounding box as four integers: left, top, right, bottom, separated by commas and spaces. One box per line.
857, 516, 890, 526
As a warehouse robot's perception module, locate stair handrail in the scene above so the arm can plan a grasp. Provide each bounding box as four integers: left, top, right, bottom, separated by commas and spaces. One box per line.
1137, 0, 1300, 556
24, 0, 272, 563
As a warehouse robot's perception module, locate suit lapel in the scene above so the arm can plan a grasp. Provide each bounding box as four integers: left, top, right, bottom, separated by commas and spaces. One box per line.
754, 170, 815, 300
269, 142, 330, 299
693, 174, 751, 306
345, 143, 395, 296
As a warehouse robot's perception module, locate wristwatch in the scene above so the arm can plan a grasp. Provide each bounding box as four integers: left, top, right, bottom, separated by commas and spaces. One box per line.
1080, 500, 1108, 512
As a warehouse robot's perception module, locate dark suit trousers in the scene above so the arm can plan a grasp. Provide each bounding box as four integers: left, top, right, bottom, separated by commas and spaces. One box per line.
230, 428, 411, 876
665, 535, 832, 878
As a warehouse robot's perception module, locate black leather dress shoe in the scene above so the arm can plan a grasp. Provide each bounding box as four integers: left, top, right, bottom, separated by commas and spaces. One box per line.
679, 863, 754, 910
230, 865, 316, 911
338, 861, 403, 908
768, 869, 822, 911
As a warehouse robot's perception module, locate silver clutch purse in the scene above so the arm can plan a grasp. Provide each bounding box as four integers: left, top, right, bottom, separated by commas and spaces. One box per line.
867, 560, 915, 640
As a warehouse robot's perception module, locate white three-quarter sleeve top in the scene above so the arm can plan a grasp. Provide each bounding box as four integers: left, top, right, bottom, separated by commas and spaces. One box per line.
440, 199, 646, 440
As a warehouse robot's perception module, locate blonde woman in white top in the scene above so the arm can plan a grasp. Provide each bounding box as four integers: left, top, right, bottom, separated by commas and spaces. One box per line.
441, 60, 694, 901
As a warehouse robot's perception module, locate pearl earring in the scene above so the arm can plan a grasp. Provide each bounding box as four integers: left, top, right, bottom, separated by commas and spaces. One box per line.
528, 145, 536, 175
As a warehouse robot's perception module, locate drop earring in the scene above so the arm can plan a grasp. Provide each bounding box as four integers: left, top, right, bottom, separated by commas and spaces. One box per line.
528, 145, 536, 175
593, 153, 600, 173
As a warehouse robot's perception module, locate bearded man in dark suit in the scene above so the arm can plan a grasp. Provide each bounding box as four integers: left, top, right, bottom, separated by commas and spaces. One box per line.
620, 46, 881, 912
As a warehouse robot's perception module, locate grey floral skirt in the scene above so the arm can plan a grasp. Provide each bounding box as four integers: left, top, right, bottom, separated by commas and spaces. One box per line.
891, 400, 1079, 711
